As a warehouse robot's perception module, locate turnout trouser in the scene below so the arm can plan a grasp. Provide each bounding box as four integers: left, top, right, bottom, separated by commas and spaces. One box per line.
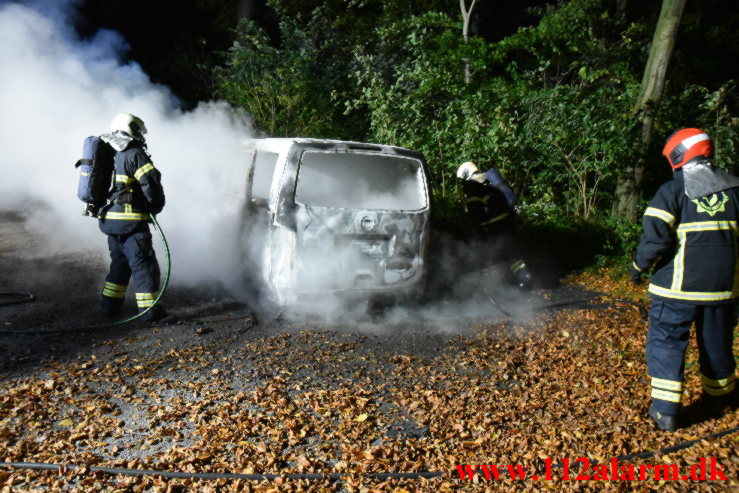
646, 297, 737, 415
100, 230, 161, 315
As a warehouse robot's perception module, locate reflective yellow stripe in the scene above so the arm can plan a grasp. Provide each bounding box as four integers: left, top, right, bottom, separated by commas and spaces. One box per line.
81, 172, 90, 176
115, 174, 134, 184
99, 211, 149, 221
104, 282, 127, 291
672, 229, 687, 290
136, 292, 158, 308
676, 220, 737, 232
466, 196, 489, 204
632, 261, 642, 272
481, 212, 509, 226
102, 289, 125, 298
644, 207, 675, 227
648, 284, 736, 302
701, 373, 736, 387
102, 281, 127, 299
652, 377, 682, 392
511, 260, 526, 272
703, 382, 735, 396
134, 163, 155, 181
651, 388, 682, 403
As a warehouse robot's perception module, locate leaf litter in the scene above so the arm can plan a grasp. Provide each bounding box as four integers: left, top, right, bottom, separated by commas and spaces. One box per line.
0, 268, 736, 491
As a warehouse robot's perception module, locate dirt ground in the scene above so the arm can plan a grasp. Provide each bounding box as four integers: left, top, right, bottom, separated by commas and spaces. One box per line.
1, 211, 737, 492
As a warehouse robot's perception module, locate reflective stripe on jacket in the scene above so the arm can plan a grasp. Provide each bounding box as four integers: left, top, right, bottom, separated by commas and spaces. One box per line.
462, 169, 516, 234
99, 142, 165, 235
634, 170, 739, 304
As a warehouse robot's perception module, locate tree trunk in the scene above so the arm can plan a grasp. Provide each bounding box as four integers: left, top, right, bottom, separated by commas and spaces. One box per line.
237, 0, 255, 20
613, 0, 685, 220
460, 0, 477, 84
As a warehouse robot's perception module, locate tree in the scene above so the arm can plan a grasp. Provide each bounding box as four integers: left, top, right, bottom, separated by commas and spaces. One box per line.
213, 1, 372, 138
460, 0, 478, 83
613, 0, 686, 220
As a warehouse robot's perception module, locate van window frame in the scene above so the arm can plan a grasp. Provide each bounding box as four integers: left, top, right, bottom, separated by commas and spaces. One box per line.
293, 150, 428, 211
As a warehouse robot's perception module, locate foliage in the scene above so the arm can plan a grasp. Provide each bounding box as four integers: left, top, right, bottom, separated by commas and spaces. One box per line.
349, 0, 643, 221
699, 82, 739, 172
210, 0, 739, 257
213, 2, 369, 138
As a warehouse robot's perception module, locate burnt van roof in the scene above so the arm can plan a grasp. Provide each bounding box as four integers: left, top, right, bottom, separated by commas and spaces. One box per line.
244, 137, 424, 160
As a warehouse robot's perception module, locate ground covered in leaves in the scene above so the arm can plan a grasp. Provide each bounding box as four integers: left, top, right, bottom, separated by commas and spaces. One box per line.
1, 267, 737, 492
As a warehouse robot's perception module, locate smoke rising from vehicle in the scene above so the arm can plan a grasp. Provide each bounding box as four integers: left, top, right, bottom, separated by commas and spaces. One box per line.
0, 0, 541, 329
0, 0, 254, 290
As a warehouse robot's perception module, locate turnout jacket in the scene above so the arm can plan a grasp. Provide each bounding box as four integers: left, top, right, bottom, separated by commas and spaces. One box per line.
462, 166, 518, 234
633, 170, 739, 304
98, 140, 165, 235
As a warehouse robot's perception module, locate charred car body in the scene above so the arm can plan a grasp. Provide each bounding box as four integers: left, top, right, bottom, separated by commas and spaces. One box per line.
242, 138, 431, 307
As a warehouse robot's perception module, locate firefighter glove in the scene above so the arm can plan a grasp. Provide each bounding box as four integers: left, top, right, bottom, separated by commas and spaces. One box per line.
629, 263, 643, 285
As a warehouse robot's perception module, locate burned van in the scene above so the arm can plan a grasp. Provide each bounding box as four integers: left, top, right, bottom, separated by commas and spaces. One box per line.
242, 138, 431, 306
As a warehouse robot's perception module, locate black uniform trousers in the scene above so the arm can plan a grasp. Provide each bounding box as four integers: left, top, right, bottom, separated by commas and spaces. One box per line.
647, 297, 737, 415
100, 228, 161, 315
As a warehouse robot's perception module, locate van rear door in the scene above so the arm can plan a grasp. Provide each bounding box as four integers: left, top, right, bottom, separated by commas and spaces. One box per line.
277, 144, 430, 297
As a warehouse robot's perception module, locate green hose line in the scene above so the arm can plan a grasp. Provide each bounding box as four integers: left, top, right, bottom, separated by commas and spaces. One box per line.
0, 292, 34, 306
110, 214, 171, 326
0, 214, 171, 335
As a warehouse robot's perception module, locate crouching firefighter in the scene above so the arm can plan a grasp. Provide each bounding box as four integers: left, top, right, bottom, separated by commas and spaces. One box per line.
98, 113, 167, 322
456, 161, 533, 289
631, 128, 739, 431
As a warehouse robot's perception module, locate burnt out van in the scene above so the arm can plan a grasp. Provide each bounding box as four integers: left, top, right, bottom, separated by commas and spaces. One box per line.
242, 138, 431, 307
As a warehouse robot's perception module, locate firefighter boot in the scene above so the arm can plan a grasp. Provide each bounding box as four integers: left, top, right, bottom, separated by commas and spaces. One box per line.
139, 304, 170, 324
511, 260, 533, 290
648, 405, 678, 432
101, 295, 124, 318
701, 389, 737, 418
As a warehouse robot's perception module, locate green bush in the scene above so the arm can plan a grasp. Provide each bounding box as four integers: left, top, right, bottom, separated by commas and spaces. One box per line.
210, 0, 739, 274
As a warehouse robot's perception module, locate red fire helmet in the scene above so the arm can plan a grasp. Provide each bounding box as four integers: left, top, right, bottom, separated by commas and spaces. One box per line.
662, 128, 713, 169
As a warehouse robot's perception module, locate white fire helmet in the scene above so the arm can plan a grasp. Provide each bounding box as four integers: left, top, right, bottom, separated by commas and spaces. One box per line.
110, 113, 147, 141
456, 161, 479, 180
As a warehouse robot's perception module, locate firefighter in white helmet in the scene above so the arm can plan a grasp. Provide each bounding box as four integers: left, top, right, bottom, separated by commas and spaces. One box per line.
98, 113, 167, 322
457, 161, 532, 289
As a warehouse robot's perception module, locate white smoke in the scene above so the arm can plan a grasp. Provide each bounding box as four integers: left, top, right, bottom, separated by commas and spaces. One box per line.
0, 0, 543, 327
0, 1, 254, 288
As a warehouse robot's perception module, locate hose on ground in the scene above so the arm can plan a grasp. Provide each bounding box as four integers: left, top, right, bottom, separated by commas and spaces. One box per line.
0, 214, 170, 335
0, 425, 736, 482
0, 292, 34, 306
107, 214, 170, 327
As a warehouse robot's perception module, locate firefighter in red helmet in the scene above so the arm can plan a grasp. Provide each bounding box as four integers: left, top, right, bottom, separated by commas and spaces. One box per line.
631, 128, 739, 431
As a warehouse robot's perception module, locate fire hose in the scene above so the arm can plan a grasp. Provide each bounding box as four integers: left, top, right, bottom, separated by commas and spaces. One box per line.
0, 214, 170, 335
0, 292, 34, 306
0, 425, 736, 482
483, 288, 649, 321
109, 214, 170, 326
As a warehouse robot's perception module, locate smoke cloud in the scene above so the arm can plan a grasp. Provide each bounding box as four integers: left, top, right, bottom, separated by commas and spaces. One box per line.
0, 0, 541, 328
0, 0, 254, 289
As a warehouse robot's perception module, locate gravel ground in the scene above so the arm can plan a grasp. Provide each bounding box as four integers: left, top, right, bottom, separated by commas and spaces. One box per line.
0, 209, 589, 380
6, 210, 732, 492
